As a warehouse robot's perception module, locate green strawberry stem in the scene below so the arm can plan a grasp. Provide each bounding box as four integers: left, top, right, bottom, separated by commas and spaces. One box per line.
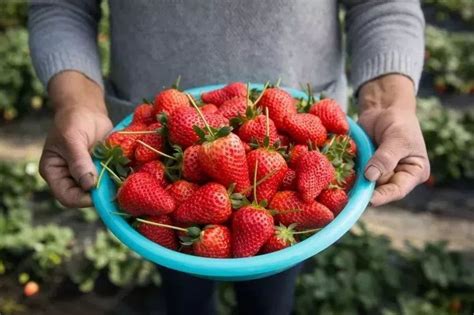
96, 155, 113, 188
186, 93, 215, 137
253, 81, 269, 106
268, 208, 301, 216
293, 227, 322, 235
240, 168, 278, 195
136, 140, 177, 160
118, 130, 157, 135
136, 218, 202, 240
99, 161, 123, 184
136, 218, 188, 233
275, 78, 282, 88
173, 75, 182, 90
253, 160, 259, 203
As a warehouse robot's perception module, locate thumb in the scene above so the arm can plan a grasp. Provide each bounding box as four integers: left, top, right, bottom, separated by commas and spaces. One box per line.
63, 135, 97, 191
365, 138, 407, 182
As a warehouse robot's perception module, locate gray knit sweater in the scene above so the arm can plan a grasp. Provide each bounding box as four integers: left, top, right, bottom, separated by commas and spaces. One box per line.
28, 0, 425, 123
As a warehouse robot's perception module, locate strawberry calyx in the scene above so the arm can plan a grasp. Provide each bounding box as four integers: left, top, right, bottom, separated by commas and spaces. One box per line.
186, 92, 233, 142
93, 142, 131, 187
135, 217, 202, 245
322, 135, 355, 171
297, 83, 321, 113
227, 183, 246, 209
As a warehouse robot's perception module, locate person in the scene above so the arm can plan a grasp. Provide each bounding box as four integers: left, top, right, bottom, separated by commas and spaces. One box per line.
28, 1, 430, 314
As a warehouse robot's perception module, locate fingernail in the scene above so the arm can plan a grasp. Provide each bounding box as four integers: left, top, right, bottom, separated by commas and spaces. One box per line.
365, 166, 381, 182
79, 172, 95, 190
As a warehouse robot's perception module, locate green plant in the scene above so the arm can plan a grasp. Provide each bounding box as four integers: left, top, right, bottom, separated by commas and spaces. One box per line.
423, 0, 474, 25
70, 230, 161, 292
292, 225, 474, 315
0, 2, 27, 30
0, 160, 160, 293
425, 26, 474, 94
0, 27, 45, 120
417, 97, 474, 181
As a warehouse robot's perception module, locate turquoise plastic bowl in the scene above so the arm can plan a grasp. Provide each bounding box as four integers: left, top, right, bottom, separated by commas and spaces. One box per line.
91, 84, 375, 281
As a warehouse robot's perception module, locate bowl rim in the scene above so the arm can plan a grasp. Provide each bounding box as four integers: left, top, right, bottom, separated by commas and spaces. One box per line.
91, 83, 375, 279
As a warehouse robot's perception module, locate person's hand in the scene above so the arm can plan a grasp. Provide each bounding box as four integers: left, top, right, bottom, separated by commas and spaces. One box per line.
40, 71, 112, 208
357, 74, 430, 207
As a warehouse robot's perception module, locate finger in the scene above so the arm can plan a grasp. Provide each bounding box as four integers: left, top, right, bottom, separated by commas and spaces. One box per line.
376, 170, 394, 186
370, 167, 421, 207
62, 132, 97, 191
51, 176, 93, 208
40, 151, 92, 208
365, 140, 408, 182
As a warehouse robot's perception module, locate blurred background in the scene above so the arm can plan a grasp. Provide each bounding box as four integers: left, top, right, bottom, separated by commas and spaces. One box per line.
0, 1, 473, 314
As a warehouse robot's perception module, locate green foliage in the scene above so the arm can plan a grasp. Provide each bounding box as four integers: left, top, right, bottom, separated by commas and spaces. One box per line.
71, 230, 161, 292
0, 28, 45, 120
293, 225, 474, 315
0, 160, 159, 293
417, 97, 474, 181
98, 0, 110, 76
425, 26, 474, 94
0, 2, 27, 30
423, 0, 474, 25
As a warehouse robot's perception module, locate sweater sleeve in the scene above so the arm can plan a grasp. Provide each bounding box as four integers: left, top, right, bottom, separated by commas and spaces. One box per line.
342, 0, 425, 93
28, 0, 103, 89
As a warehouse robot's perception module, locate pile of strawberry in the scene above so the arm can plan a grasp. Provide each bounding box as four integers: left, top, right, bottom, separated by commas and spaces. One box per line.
94, 82, 357, 259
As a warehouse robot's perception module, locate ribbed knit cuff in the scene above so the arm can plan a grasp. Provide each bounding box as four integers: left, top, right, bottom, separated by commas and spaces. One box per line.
34, 51, 104, 90
351, 50, 423, 94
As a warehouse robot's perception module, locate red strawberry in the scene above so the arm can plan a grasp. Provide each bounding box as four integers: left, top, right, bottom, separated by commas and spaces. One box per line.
317, 188, 348, 215
296, 151, 335, 202
175, 183, 232, 224
309, 98, 349, 134
154, 89, 189, 115
166, 180, 199, 205
117, 172, 175, 216
182, 145, 208, 182
340, 169, 356, 192
238, 115, 279, 146
270, 191, 334, 229
168, 106, 228, 148
247, 148, 288, 202
287, 144, 309, 168
201, 104, 219, 114
232, 205, 274, 257
134, 123, 164, 164
257, 88, 297, 130
280, 168, 297, 190
199, 132, 250, 193
278, 134, 290, 147
137, 215, 178, 250
260, 224, 297, 254
106, 133, 136, 160
193, 225, 232, 258
285, 113, 327, 147
132, 103, 156, 125
105, 123, 147, 160
137, 160, 167, 187
261, 233, 292, 254
348, 138, 357, 156
242, 141, 252, 153
201, 82, 247, 106
217, 96, 249, 120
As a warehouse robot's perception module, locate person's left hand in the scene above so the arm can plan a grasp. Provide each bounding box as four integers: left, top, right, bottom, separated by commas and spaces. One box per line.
357, 74, 430, 207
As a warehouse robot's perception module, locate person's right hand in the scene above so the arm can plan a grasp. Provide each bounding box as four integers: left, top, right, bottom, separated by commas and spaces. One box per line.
40, 71, 112, 208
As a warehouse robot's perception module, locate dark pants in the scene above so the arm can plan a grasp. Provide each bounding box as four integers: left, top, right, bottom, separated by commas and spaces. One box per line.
159, 264, 302, 315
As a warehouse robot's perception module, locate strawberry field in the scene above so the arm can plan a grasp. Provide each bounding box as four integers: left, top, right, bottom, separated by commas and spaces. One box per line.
1, 1, 473, 315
